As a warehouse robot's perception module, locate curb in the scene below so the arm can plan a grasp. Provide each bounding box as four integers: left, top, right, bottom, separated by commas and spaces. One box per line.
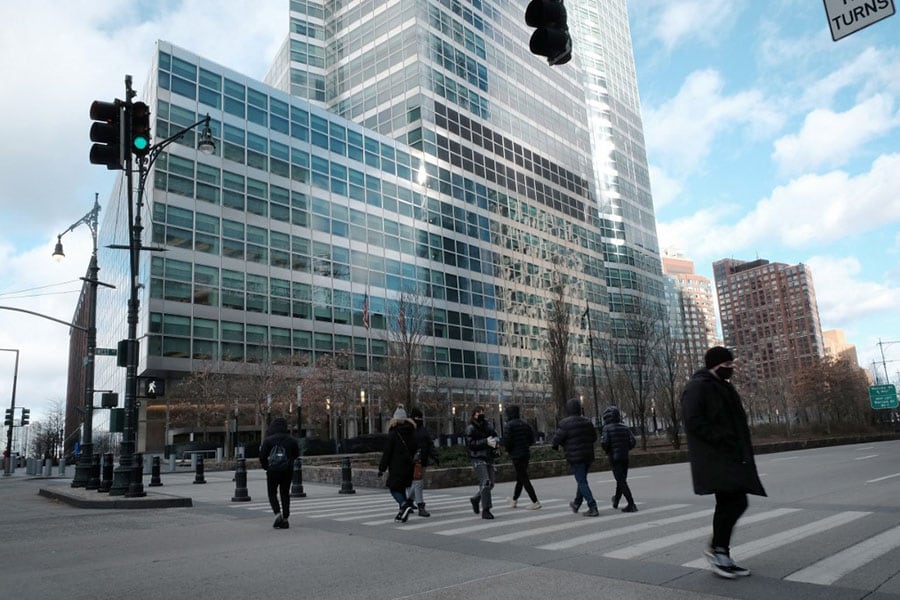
38, 487, 192, 509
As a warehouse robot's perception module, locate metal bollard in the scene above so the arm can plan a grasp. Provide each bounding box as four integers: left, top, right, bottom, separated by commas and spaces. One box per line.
43, 458, 52, 477
149, 456, 163, 487
231, 458, 251, 502
193, 455, 206, 484
87, 453, 101, 490
290, 457, 306, 498
98, 453, 113, 493
338, 456, 356, 494
126, 452, 146, 497
58, 460, 66, 477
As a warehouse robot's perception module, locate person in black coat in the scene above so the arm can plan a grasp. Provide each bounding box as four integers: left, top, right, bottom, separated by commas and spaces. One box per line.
259, 417, 301, 529
552, 398, 600, 517
378, 406, 418, 522
600, 405, 637, 512
405, 407, 439, 517
466, 406, 500, 519
502, 404, 541, 509
682, 346, 766, 579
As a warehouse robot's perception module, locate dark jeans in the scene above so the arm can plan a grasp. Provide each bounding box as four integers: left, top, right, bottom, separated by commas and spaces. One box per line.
611, 459, 634, 506
512, 458, 538, 503
570, 462, 596, 509
712, 491, 748, 549
471, 460, 495, 511
266, 470, 292, 518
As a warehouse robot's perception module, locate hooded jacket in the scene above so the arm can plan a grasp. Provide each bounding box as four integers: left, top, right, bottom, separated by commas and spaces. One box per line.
502, 404, 535, 461
551, 398, 597, 465
466, 415, 499, 463
259, 417, 301, 472
681, 368, 766, 497
378, 417, 417, 492
600, 406, 635, 462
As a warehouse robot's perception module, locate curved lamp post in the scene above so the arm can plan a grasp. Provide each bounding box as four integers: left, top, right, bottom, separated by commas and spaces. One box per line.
108, 79, 215, 497
1, 348, 18, 476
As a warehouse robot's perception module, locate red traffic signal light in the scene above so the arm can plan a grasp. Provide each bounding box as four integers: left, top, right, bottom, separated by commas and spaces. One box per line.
131, 101, 151, 156
89, 100, 125, 170
525, 0, 572, 66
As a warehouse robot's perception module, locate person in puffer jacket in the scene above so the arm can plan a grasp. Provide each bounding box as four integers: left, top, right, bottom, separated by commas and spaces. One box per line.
600, 405, 637, 512
502, 404, 541, 509
552, 398, 600, 517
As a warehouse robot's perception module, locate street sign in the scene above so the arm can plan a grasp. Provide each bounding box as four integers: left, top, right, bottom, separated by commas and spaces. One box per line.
824, 0, 895, 41
869, 384, 898, 409
96, 347, 117, 356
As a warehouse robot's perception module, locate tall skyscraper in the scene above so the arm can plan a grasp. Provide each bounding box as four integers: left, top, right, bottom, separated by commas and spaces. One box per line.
83, 2, 662, 450
661, 251, 718, 371
713, 258, 825, 386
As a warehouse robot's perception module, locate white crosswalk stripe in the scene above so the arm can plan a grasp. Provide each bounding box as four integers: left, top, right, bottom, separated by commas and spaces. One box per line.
228, 491, 900, 591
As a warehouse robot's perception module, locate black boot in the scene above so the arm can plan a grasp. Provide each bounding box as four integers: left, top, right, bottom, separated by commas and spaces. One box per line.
417, 503, 431, 517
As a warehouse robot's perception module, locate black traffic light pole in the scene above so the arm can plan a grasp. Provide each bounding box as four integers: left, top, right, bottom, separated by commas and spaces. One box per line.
2, 348, 19, 476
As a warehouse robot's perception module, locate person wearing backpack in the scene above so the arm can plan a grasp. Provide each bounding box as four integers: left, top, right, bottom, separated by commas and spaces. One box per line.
259, 417, 301, 529
600, 405, 637, 512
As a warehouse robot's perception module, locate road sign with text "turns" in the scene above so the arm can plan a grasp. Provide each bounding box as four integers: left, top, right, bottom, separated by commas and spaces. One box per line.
824, 0, 895, 41
869, 384, 898, 409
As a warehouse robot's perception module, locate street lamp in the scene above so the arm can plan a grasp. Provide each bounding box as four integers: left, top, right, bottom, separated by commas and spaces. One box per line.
582, 301, 600, 424
55, 194, 113, 489
108, 76, 216, 497
1, 348, 19, 476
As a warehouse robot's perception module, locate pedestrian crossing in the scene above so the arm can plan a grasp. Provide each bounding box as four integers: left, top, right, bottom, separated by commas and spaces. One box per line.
228, 493, 900, 594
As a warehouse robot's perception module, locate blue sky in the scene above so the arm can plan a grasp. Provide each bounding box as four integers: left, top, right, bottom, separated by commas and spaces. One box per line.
0, 1, 897, 421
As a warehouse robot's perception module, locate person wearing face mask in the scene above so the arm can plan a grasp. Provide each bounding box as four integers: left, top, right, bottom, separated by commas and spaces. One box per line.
682, 346, 766, 580
466, 406, 500, 519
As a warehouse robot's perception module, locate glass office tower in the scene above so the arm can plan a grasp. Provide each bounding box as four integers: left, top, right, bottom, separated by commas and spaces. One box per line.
89, 1, 662, 451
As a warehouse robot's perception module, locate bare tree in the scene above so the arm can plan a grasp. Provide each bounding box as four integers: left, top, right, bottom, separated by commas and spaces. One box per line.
654, 315, 689, 449
375, 290, 429, 410
29, 399, 66, 460
617, 298, 665, 450
544, 268, 576, 417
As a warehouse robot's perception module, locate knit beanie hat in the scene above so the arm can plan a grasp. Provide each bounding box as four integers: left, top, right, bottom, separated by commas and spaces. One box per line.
392, 406, 408, 419
705, 346, 734, 369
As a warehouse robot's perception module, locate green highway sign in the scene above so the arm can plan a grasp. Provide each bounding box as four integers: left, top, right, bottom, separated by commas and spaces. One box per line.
869, 384, 898, 410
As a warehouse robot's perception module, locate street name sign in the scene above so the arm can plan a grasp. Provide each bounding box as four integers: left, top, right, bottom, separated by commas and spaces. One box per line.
869, 384, 898, 409
824, 0, 896, 41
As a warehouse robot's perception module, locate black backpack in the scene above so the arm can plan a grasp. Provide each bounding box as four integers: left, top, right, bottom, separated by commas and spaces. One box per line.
267, 443, 290, 472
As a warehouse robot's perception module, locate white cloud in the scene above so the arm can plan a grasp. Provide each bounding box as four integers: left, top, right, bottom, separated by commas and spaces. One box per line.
647, 165, 682, 210
772, 94, 899, 175
631, 0, 745, 52
805, 255, 899, 327
643, 69, 783, 173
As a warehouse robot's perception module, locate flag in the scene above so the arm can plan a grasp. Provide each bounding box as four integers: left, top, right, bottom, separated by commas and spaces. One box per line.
362, 294, 370, 329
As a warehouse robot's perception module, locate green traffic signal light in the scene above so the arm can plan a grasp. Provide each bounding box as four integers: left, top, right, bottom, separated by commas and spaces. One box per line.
131, 101, 152, 156
133, 136, 149, 151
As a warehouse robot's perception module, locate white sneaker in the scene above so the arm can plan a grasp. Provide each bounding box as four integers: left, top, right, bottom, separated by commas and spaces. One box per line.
506, 497, 517, 508
526, 501, 542, 510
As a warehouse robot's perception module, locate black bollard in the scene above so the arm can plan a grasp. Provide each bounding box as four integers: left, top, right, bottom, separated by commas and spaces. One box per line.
193, 455, 207, 484
98, 453, 113, 493
231, 458, 251, 502
338, 456, 356, 494
149, 455, 163, 487
126, 453, 146, 497
87, 453, 101, 490
290, 457, 306, 498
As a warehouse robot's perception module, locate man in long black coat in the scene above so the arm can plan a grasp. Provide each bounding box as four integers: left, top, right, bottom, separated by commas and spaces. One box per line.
682, 346, 766, 579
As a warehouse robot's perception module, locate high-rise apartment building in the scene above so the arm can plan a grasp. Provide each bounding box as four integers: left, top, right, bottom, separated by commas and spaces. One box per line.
823, 329, 859, 366
661, 251, 718, 372
713, 258, 824, 385
80, 2, 662, 451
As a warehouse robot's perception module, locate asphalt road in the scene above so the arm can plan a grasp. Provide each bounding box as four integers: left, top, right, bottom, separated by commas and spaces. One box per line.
3, 439, 900, 600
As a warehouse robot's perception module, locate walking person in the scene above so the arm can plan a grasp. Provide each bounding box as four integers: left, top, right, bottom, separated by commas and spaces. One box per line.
259, 417, 301, 529
502, 404, 541, 509
378, 406, 418, 523
682, 346, 766, 579
552, 398, 600, 517
466, 406, 500, 519
600, 405, 637, 512
406, 407, 439, 517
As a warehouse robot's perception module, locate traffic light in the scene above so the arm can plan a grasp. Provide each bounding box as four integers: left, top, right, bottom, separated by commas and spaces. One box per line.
3, 408, 12, 427
525, 0, 572, 66
89, 99, 125, 170
21, 409, 29, 426
131, 101, 151, 156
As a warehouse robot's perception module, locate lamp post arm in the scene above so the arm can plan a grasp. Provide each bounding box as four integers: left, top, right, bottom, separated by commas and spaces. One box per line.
57, 194, 101, 245
137, 114, 211, 190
